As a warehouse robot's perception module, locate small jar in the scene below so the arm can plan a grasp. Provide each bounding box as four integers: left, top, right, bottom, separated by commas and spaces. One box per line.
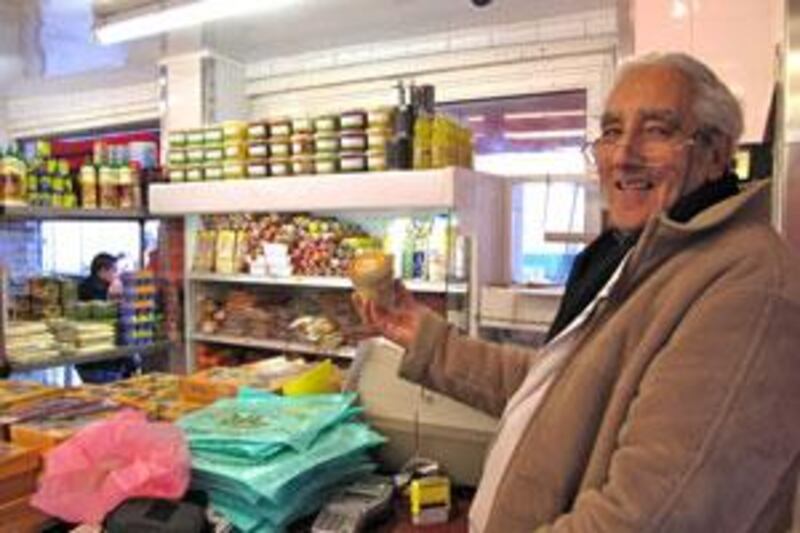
99, 166, 119, 208
291, 117, 314, 134
80, 165, 99, 207
368, 107, 396, 129
269, 157, 292, 177
367, 128, 392, 151
313, 115, 339, 133
291, 134, 314, 156
270, 118, 292, 137
291, 155, 315, 176
167, 168, 186, 183
203, 165, 223, 181
314, 133, 339, 153
204, 147, 224, 162
268, 137, 292, 158
247, 122, 269, 140
314, 153, 339, 174
222, 121, 247, 142
223, 143, 247, 160
186, 129, 205, 146
247, 161, 269, 178
367, 150, 388, 172
186, 166, 204, 182
340, 110, 367, 130
168, 131, 187, 149
187, 147, 205, 164
247, 142, 269, 160
223, 161, 246, 180
204, 127, 224, 145
340, 132, 367, 151
168, 150, 187, 166
340, 152, 367, 172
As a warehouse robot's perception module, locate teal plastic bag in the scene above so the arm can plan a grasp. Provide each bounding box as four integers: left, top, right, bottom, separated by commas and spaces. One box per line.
178, 391, 361, 462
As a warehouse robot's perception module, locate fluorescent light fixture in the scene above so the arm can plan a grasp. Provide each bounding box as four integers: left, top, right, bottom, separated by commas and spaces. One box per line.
466, 115, 485, 123
504, 129, 585, 140
95, 0, 303, 44
504, 110, 585, 121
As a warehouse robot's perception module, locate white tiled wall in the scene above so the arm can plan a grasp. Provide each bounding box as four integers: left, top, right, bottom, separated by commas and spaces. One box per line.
246, 8, 618, 139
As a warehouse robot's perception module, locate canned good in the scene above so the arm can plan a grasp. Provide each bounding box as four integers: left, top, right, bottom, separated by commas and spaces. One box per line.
314, 115, 339, 133
187, 148, 205, 164
291, 155, 315, 176
186, 167, 204, 181
340, 152, 367, 172
314, 133, 339, 153
204, 147, 224, 162
367, 150, 388, 172
186, 130, 205, 146
204, 165, 223, 180
291, 134, 314, 156
268, 138, 292, 158
222, 121, 247, 141
247, 142, 269, 160
270, 118, 292, 137
223, 143, 247, 160
291, 117, 314, 134
247, 122, 269, 140
168, 150, 187, 166
168, 131, 187, 148
314, 153, 339, 174
269, 158, 292, 177
340, 110, 367, 130
368, 107, 396, 128
340, 132, 367, 151
367, 128, 392, 151
204, 127, 224, 145
247, 161, 269, 178
223, 161, 246, 180
167, 168, 186, 183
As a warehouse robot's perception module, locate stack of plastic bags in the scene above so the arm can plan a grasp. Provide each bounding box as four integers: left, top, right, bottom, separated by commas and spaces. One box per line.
178, 389, 385, 532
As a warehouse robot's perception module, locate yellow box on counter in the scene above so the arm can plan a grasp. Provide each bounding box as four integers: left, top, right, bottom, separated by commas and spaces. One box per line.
0, 381, 60, 411
0, 495, 50, 532
91, 373, 181, 413
179, 366, 283, 405
10, 405, 127, 452
0, 442, 39, 481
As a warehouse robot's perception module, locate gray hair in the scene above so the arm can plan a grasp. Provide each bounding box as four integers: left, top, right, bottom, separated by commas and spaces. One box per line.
613, 52, 744, 146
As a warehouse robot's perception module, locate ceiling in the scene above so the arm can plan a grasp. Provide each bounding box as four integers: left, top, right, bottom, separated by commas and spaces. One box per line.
92, 0, 615, 62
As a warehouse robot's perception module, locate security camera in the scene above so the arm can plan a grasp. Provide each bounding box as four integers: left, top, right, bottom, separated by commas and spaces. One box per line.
471, 0, 493, 7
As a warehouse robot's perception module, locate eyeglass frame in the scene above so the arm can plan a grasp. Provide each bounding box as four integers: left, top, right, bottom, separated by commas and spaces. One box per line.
582, 127, 716, 168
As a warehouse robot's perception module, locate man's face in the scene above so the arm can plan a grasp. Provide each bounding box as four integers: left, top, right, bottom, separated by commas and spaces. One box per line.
596, 65, 723, 231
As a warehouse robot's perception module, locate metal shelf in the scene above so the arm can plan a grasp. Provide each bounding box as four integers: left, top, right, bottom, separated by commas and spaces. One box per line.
10, 341, 172, 373
191, 333, 356, 360
188, 272, 468, 294
0, 205, 151, 220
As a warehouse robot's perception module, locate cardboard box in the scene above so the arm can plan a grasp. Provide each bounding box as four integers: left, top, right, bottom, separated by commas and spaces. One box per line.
179, 366, 281, 405
0, 381, 59, 411
0, 495, 50, 533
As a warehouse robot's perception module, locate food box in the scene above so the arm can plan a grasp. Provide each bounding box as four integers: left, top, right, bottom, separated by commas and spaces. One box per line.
0, 395, 118, 441
0, 381, 60, 411
10, 405, 127, 451
95, 373, 182, 415
0, 495, 51, 531
153, 400, 204, 422
0, 442, 40, 505
178, 366, 283, 405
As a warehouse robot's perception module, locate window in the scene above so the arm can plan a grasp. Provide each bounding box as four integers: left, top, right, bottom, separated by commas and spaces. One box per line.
40, 221, 158, 276
441, 91, 594, 285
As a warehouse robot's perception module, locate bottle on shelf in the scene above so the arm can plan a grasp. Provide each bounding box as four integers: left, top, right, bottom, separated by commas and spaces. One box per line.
80, 158, 99, 209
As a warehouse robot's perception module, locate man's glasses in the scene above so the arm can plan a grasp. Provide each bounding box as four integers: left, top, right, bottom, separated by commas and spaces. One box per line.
583, 129, 701, 168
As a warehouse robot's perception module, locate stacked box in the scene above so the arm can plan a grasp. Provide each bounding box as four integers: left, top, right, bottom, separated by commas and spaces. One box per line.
179, 360, 308, 405
90, 373, 203, 421
118, 270, 158, 346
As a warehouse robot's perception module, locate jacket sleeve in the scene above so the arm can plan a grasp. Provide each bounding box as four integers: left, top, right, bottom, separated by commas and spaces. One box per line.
398, 310, 539, 417
537, 287, 800, 532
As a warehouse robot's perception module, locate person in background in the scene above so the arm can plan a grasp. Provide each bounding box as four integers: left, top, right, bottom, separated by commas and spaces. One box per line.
78, 252, 121, 301
76, 252, 132, 383
355, 52, 800, 532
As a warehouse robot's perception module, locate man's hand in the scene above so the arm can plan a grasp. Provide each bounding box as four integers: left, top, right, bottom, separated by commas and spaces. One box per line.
352, 281, 428, 349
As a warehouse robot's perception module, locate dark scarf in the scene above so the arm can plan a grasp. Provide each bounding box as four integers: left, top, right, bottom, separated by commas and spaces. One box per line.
544, 171, 740, 342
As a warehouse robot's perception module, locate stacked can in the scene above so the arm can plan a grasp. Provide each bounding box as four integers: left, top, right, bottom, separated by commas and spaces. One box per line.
366, 107, 395, 172
290, 117, 314, 176
245, 120, 269, 179
312, 114, 339, 174
118, 270, 158, 346
338, 110, 369, 173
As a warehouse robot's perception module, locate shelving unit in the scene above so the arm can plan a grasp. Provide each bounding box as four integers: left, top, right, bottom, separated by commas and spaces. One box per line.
9, 341, 173, 373
149, 167, 510, 372
188, 272, 468, 294
190, 333, 356, 360
0, 206, 150, 220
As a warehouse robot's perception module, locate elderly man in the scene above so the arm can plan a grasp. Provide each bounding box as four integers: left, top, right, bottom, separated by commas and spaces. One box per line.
356, 52, 800, 532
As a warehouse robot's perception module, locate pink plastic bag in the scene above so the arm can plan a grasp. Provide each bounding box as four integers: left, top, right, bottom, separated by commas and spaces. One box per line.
31, 409, 191, 525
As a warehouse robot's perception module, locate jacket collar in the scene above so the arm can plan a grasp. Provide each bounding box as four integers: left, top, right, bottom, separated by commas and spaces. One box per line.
611, 180, 771, 302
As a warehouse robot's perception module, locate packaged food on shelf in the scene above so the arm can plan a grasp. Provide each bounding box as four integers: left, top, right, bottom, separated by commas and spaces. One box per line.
246, 141, 269, 160
366, 127, 392, 151
269, 157, 292, 177
203, 164, 223, 181
204, 127, 224, 146
291, 116, 314, 134
268, 137, 292, 158
117, 164, 135, 209
367, 150, 388, 172
247, 161, 269, 178
168, 150, 188, 166
340, 131, 367, 151
340, 152, 367, 172
368, 106, 396, 129
193, 230, 217, 272
314, 153, 339, 174
314, 132, 339, 153
340, 110, 368, 130
247, 122, 269, 140
0, 381, 59, 411
215, 230, 239, 274
291, 155, 315, 176
222, 121, 247, 142
186, 129, 206, 147
0, 148, 28, 207
10, 404, 129, 451
168, 168, 186, 183
178, 366, 288, 405
223, 142, 247, 160
290, 134, 314, 156
223, 160, 246, 180
186, 166, 203, 182
413, 113, 434, 169
313, 115, 339, 133
270, 118, 292, 138
204, 146, 224, 163
168, 131, 187, 149
186, 147, 205, 165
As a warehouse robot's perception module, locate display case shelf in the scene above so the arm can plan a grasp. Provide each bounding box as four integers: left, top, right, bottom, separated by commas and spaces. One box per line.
188, 272, 468, 294
0, 205, 150, 220
149, 167, 490, 215
9, 341, 172, 373
191, 333, 356, 360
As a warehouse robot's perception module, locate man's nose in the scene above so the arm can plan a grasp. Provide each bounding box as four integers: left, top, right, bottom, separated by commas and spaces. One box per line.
610, 133, 645, 168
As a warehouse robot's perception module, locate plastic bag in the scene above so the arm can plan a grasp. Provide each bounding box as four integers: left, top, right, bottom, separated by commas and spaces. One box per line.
31, 410, 191, 525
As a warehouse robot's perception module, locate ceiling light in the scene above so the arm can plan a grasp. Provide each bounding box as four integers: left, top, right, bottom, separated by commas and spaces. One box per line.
95, 0, 303, 44
466, 115, 485, 123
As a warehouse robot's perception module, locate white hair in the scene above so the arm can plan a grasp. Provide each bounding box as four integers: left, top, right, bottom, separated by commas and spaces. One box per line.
613, 52, 744, 146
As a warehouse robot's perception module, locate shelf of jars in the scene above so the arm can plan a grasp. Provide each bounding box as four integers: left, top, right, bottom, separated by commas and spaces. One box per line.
190, 333, 356, 361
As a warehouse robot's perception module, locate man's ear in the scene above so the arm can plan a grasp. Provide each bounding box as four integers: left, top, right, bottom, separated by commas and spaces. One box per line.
705, 134, 733, 179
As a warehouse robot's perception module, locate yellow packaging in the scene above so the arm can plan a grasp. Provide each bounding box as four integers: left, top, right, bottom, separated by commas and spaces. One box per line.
215, 230, 237, 274
179, 366, 280, 405
0, 381, 59, 411
281, 360, 341, 396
